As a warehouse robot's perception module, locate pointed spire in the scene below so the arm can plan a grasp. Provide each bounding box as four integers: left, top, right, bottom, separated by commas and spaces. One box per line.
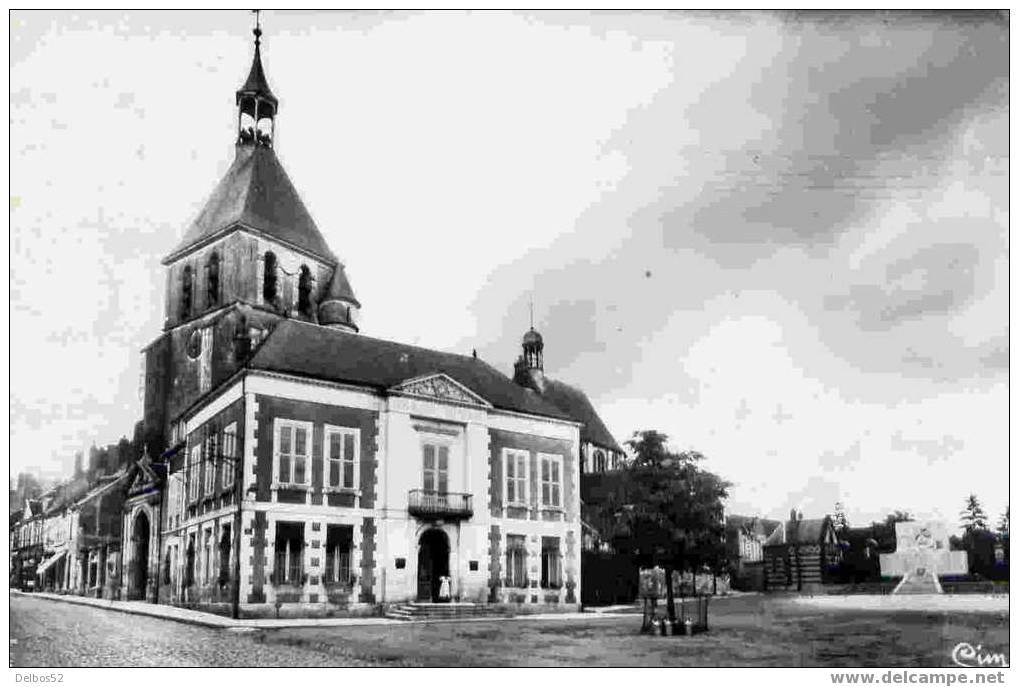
238, 10, 277, 106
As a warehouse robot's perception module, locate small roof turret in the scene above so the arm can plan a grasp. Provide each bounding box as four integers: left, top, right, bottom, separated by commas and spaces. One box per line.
522, 327, 543, 346
236, 24, 277, 108
318, 265, 361, 332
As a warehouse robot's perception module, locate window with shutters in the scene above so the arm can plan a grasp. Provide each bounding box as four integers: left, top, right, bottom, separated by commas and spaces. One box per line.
503, 449, 529, 507
422, 443, 449, 494
325, 426, 359, 491
273, 419, 312, 487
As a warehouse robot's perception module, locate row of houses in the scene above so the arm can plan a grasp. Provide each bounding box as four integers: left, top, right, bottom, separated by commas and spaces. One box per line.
10, 446, 141, 598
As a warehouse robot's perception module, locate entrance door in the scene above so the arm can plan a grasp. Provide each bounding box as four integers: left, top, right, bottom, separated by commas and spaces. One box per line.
130, 512, 150, 600
416, 529, 450, 602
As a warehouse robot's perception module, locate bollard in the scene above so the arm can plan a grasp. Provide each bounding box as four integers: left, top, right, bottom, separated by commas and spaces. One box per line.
659, 617, 667, 636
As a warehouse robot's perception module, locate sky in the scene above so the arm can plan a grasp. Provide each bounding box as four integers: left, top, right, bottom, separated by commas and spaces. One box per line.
10, 10, 1008, 528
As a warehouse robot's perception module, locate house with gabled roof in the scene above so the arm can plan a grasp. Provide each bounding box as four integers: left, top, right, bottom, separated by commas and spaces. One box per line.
762, 511, 842, 591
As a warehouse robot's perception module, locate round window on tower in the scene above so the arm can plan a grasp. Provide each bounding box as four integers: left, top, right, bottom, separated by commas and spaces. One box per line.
186, 330, 203, 360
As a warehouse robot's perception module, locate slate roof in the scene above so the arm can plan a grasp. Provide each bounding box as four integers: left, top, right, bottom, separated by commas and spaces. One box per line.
247, 320, 572, 422
237, 40, 277, 105
539, 379, 623, 453
74, 468, 131, 508
322, 265, 359, 308
164, 145, 336, 264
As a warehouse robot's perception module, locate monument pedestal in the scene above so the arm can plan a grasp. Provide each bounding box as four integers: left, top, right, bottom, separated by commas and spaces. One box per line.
892, 562, 943, 594
879, 522, 968, 595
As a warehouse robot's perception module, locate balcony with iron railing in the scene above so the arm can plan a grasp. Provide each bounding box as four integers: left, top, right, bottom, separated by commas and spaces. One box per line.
407, 489, 473, 520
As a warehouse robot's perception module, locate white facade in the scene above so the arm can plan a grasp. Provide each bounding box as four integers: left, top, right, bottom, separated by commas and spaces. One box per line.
166, 369, 584, 616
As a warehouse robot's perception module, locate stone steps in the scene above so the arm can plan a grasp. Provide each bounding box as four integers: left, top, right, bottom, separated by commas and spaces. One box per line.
384, 601, 513, 621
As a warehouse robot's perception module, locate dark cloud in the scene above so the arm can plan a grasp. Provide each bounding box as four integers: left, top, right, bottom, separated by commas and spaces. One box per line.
824, 243, 980, 331
673, 13, 1007, 259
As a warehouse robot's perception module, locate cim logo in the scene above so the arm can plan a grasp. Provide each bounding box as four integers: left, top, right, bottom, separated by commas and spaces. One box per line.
951, 642, 1009, 668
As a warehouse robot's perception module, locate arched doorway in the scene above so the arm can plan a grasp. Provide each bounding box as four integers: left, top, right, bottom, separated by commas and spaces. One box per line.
417, 529, 450, 602
129, 511, 150, 600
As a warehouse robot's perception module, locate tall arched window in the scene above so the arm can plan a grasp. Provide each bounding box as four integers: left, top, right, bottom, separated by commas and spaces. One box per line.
180, 265, 193, 319
595, 450, 606, 473
206, 252, 220, 308
262, 252, 278, 304
297, 265, 313, 317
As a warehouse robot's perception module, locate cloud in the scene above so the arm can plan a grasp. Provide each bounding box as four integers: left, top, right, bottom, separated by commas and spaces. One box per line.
824, 243, 980, 331
889, 431, 965, 465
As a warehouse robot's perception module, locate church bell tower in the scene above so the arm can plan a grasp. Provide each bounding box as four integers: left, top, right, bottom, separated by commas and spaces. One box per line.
236, 13, 277, 147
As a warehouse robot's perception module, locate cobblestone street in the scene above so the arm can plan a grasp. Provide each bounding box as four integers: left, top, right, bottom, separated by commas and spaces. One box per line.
9, 594, 380, 667
10, 592, 1010, 667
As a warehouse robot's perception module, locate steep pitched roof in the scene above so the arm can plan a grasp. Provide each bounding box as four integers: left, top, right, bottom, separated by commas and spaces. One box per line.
42, 477, 90, 516
247, 320, 572, 422
74, 468, 131, 508
764, 517, 834, 546
237, 39, 277, 105
164, 145, 336, 264
539, 378, 623, 453
726, 515, 782, 539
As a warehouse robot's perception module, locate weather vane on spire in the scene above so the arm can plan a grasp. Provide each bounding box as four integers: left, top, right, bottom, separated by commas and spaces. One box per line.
529, 298, 534, 331
252, 9, 262, 41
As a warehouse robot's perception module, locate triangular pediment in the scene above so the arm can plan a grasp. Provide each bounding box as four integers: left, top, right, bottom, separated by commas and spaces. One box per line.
390, 373, 492, 409
128, 453, 162, 496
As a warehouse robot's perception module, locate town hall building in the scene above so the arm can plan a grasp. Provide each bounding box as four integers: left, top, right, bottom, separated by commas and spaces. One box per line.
123, 23, 623, 618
